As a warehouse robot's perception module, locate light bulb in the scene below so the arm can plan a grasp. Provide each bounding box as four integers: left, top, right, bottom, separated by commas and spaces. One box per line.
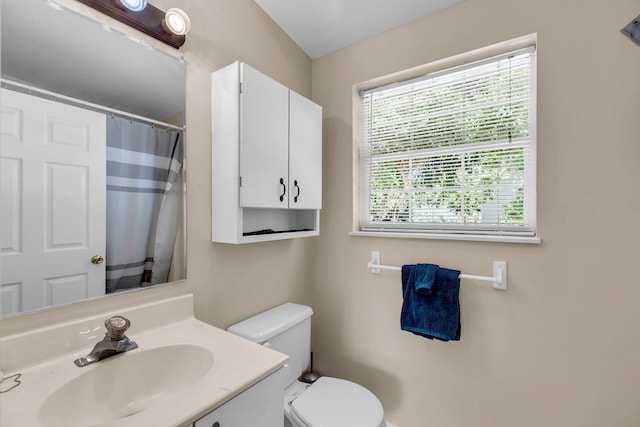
163, 8, 191, 35
115, 0, 147, 12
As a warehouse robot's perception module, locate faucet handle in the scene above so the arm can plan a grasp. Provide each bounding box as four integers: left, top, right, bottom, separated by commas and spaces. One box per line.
105, 316, 131, 339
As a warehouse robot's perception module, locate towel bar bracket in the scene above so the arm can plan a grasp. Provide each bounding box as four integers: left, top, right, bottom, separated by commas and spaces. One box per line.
493, 261, 507, 290
369, 251, 381, 274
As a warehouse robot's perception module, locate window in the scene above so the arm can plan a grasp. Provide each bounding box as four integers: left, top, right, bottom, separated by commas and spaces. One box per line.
358, 46, 536, 240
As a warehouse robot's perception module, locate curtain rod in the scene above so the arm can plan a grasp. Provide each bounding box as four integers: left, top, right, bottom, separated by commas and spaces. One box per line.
0, 78, 185, 132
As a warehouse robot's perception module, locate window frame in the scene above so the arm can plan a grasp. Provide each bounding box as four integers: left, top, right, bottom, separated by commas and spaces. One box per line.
351, 35, 540, 244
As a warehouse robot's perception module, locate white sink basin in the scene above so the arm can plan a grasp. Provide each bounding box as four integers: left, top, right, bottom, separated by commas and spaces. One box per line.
0, 295, 289, 427
39, 344, 213, 427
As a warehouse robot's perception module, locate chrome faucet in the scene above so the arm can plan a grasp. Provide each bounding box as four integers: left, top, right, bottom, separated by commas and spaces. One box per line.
74, 316, 138, 367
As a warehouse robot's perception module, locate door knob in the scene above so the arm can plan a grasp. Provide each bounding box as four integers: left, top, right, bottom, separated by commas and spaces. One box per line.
91, 255, 104, 265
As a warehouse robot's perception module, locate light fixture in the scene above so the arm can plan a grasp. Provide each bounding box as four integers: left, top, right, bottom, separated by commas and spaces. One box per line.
162, 8, 191, 36
76, 0, 188, 49
115, 0, 147, 12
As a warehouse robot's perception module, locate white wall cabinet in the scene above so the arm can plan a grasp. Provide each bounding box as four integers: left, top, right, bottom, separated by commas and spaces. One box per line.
212, 62, 322, 244
192, 369, 284, 427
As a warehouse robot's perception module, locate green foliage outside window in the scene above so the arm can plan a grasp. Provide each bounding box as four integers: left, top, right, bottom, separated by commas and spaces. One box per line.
363, 50, 533, 230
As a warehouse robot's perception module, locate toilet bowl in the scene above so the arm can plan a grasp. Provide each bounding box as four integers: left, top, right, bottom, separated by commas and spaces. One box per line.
228, 303, 388, 427
284, 377, 385, 427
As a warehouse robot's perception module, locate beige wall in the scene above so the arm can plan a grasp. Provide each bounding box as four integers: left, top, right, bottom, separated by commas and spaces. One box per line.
311, 0, 640, 426
3, 0, 640, 426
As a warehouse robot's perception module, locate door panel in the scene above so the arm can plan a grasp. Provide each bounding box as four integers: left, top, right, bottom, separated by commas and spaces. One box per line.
47, 164, 89, 248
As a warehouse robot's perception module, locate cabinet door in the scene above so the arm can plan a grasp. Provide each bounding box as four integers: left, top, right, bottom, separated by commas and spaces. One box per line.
239, 64, 290, 209
289, 91, 322, 209
193, 370, 284, 427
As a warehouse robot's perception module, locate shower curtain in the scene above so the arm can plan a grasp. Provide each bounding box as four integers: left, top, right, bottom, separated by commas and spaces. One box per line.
105, 116, 184, 293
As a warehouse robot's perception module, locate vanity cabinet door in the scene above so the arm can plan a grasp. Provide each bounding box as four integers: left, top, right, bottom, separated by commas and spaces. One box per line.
193, 369, 283, 427
239, 63, 290, 209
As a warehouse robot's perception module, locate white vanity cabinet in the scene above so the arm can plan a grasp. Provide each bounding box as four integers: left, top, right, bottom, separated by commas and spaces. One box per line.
212, 61, 322, 244
192, 369, 284, 427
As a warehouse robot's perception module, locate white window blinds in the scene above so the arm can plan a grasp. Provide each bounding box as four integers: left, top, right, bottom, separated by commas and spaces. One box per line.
360, 46, 536, 237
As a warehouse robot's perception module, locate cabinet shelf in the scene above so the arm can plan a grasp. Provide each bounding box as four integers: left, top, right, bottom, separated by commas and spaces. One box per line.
238, 207, 319, 242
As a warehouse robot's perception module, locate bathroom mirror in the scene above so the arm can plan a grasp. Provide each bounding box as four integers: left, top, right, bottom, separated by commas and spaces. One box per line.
0, 0, 187, 318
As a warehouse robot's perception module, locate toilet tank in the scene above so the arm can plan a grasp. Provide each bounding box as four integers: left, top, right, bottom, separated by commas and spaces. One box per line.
228, 303, 313, 387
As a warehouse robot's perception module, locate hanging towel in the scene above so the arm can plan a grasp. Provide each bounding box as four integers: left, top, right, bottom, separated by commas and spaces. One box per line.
401, 264, 461, 341
413, 263, 438, 295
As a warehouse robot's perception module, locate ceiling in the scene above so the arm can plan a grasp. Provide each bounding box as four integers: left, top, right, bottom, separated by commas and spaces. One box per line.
254, 0, 464, 59
2, 0, 185, 122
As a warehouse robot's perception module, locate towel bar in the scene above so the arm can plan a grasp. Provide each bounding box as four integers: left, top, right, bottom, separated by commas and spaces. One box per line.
367, 251, 507, 290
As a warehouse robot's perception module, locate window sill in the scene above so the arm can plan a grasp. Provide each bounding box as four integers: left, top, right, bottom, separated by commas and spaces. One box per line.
349, 231, 541, 244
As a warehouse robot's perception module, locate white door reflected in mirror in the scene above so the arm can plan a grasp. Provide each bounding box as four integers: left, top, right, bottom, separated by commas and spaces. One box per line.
0, 89, 106, 316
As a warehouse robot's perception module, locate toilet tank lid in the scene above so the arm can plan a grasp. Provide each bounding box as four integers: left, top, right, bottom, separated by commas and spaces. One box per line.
227, 302, 313, 343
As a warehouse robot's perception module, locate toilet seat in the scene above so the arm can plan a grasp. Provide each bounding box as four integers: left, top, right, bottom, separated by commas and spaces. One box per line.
290, 377, 386, 427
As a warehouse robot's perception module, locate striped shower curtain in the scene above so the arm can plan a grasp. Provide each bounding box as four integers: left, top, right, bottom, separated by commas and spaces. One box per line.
105, 116, 183, 293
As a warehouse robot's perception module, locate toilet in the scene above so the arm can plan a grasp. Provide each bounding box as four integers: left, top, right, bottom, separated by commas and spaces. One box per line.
228, 302, 387, 427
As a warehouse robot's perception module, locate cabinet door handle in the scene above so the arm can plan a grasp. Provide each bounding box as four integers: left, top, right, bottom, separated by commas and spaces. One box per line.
279, 177, 286, 202
211, 422, 220, 427
294, 180, 300, 203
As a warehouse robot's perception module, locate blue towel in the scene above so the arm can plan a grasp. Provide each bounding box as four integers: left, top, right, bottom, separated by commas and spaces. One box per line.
401, 264, 461, 341
413, 263, 438, 295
